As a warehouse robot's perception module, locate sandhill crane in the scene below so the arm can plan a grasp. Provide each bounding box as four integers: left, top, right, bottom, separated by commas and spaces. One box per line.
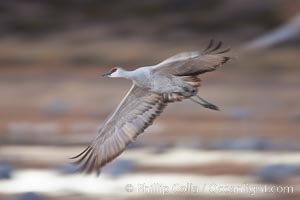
71, 40, 231, 175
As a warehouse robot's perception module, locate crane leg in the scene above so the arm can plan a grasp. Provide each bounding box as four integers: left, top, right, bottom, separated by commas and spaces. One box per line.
190, 95, 219, 111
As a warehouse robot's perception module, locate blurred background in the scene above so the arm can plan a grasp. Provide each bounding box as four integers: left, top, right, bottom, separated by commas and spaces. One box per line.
0, 0, 300, 199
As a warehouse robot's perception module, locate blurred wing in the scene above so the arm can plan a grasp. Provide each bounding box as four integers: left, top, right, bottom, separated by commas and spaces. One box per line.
153, 40, 231, 76
71, 85, 167, 174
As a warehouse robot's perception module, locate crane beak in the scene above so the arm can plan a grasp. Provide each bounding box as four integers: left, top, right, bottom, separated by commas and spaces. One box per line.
101, 71, 111, 77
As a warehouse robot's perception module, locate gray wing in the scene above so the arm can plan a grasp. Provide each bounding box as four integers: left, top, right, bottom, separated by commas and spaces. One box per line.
152, 40, 231, 76
71, 85, 167, 174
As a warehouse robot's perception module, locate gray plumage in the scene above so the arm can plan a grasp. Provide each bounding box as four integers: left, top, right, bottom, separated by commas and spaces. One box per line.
71, 40, 231, 175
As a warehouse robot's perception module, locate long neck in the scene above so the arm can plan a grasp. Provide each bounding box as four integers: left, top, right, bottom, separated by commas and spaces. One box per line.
119, 68, 149, 88
118, 69, 135, 79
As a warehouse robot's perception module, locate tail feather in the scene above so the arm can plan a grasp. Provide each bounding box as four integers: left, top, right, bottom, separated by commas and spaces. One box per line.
179, 76, 202, 87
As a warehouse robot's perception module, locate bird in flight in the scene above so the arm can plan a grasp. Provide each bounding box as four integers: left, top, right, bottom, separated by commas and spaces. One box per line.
71, 40, 231, 175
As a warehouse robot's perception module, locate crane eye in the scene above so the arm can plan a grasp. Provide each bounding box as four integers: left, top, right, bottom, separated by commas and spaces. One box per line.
110, 67, 117, 73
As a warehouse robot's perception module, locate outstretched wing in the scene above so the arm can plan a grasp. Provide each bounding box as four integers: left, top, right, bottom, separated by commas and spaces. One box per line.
71, 85, 167, 175
152, 40, 231, 76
